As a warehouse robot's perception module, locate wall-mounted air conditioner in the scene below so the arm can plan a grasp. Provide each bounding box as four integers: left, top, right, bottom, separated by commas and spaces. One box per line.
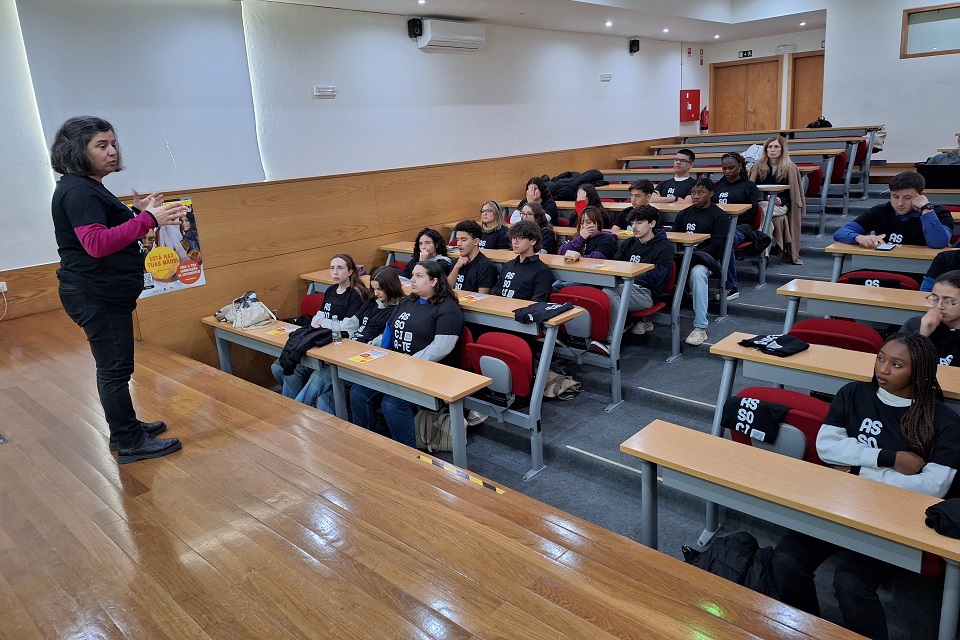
418, 19, 485, 52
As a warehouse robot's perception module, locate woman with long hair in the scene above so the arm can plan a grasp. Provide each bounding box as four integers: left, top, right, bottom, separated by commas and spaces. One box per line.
400, 227, 452, 277
748, 135, 805, 265
518, 201, 557, 254
478, 200, 510, 250
772, 333, 960, 639
516, 176, 558, 224
350, 260, 464, 446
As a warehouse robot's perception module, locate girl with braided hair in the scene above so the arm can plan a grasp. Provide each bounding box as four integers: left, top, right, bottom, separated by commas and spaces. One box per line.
772, 333, 960, 639
713, 151, 761, 299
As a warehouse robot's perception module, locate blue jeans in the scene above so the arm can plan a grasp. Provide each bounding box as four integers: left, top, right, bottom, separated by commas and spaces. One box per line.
689, 264, 710, 330
270, 359, 311, 399
296, 368, 336, 413
59, 283, 145, 450
725, 228, 744, 290
349, 384, 415, 447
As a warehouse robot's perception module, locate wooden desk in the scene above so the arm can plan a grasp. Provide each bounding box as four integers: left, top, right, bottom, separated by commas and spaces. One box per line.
201, 317, 491, 469
938, 148, 958, 153
497, 199, 630, 220
300, 271, 584, 479
379, 242, 651, 409
824, 241, 957, 282
680, 126, 880, 145
778, 278, 928, 332
929, 189, 960, 206
596, 167, 718, 185
621, 419, 960, 640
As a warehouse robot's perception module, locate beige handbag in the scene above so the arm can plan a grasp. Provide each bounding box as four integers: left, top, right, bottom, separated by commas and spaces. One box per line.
214, 291, 276, 330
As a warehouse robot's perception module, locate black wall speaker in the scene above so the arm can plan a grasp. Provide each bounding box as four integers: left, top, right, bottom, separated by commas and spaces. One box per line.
408, 18, 423, 39
629, 39, 640, 54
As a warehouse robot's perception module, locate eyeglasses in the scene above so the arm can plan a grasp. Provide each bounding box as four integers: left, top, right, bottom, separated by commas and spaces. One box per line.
926, 294, 960, 308
520, 212, 535, 218
674, 158, 692, 164
480, 208, 496, 214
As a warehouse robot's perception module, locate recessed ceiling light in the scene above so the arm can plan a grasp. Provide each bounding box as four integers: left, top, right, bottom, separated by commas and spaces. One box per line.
418, 0, 425, 4
714, 34, 720, 39
799, 21, 806, 26
605, 21, 612, 27
662, 28, 669, 33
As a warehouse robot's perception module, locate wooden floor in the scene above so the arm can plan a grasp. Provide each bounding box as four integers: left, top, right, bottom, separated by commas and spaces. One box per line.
0, 311, 862, 639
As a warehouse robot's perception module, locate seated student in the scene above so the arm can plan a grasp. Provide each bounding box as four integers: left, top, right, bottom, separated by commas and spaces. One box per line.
714, 152, 761, 300
557, 206, 618, 261
834, 171, 953, 249
478, 200, 511, 250
595, 206, 674, 350
921, 247, 960, 291
611, 179, 656, 232
349, 261, 465, 447
748, 135, 805, 265
927, 132, 960, 165
271, 253, 367, 398
447, 219, 499, 293
649, 149, 696, 204
296, 267, 405, 412
772, 333, 960, 640
676, 178, 730, 347
519, 202, 557, 254
492, 220, 554, 302
900, 270, 960, 366
575, 184, 612, 229
399, 228, 452, 278
515, 176, 558, 224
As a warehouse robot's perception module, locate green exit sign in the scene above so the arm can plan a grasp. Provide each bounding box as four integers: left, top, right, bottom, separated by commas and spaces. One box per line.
738, 49, 753, 58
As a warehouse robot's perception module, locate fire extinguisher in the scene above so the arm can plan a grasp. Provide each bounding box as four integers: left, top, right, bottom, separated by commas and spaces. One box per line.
699, 106, 709, 132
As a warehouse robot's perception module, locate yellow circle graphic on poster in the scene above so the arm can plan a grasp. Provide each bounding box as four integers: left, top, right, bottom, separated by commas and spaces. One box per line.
145, 247, 180, 280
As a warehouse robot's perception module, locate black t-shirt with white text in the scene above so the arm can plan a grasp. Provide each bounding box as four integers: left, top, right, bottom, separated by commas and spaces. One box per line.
901, 316, 960, 367
493, 255, 554, 302
321, 284, 365, 325
713, 177, 761, 225
479, 227, 511, 250
386, 296, 464, 366
453, 252, 499, 292
352, 299, 393, 343
655, 177, 693, 200
851, 202, 954, 246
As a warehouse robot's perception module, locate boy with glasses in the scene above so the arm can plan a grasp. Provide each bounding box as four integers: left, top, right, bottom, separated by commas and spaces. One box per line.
649, 149, 696, 204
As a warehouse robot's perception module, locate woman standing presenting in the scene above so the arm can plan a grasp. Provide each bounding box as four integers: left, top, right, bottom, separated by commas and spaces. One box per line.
51, 116, 185, 463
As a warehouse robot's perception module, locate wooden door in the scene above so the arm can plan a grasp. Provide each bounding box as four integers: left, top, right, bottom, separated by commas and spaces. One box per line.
789, 51, 825, 129
710, 57, 782, 133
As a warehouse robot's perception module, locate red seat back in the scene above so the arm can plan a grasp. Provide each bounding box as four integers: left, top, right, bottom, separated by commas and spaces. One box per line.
855, 139, 868, 164
788, 318, 885, 354
459, 325, 474, 370
729, 387, 830, 465
465, 332, 534, 397
838, 270, 920, 291
830, 151, 848, 182
799, 165, 823, 197
550, 286, 611, 341
300, 294, 325, 317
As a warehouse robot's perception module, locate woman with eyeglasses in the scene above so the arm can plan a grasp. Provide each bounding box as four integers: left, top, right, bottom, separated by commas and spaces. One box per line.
519, 202, 556, 254
900, 270, 960, 366
478, 200, 511, 250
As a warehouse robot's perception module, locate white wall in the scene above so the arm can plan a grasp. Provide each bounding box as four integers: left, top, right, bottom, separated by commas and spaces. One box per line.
0, 0, 57, 270
16, 0, 264, 195
243, 2, 683, 180
823, 0, 960, 161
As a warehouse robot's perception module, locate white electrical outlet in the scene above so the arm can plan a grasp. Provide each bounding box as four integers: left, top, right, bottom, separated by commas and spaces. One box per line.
0, 282, 6, 293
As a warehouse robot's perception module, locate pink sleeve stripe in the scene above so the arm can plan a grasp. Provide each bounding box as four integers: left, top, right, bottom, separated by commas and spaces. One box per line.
75, 212, 155, 258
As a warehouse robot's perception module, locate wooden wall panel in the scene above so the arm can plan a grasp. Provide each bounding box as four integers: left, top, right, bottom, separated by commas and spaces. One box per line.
2, 136, 678, 386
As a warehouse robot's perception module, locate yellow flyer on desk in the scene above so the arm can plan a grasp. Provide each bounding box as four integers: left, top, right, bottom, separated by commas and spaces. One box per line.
266, 326, 295, 336
585, 263, 616, 271
350, 349, 389, 364
459, 293, 489, 303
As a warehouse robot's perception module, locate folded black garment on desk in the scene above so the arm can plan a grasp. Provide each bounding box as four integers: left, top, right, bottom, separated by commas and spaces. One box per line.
513, 301, 574, 324
926, 500, 960, 539
739, 334, 810, 357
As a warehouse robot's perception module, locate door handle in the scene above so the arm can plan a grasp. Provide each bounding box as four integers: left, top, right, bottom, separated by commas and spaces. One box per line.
747, 108, 756, 113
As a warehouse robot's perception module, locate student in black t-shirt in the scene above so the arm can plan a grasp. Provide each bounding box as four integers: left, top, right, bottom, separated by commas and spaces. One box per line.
399, 228, 452, 278
901, 270, 960, 366
922, 248, 960, 291
478, 200, 511, 250
447, 219, 499, 293
51, 116, 186, 463
518, 202, 557, 254
515, 176, 559, 225
297, 267, 405, 413
271, 253, 368, 398
773, 333, 960, 640
713, 152, 761, 299
611, 179, 656, 232
492, 220, 554, 302
350, 261, 465, 447
650, 148, 696, 204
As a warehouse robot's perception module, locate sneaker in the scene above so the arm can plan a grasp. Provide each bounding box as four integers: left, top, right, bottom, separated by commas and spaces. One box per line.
685, 328, 708, 346
109, 420, 167, 451
714, 288, 739, 301
117, 435, 182, 464
465, 410, 487, 427
589, 340, 612, 357
631, 321, 654, 335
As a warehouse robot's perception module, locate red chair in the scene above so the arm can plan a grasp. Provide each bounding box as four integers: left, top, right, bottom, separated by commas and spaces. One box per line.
300, 294, 325, 317
838, 270, 920, 291
465, 332, 534, 400
388, 261, 407, 271
788, 318, 884, 354
944, 205, 960, 244
627, 260, 677, 328
798, 165, 823, 198
459, 326, 474, 370
549, 286, 610, 342
727, 387, 830, 465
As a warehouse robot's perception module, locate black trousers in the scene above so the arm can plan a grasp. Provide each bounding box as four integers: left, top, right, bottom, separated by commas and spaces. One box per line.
59, 283, 145, 449
773, 530, 890, 640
